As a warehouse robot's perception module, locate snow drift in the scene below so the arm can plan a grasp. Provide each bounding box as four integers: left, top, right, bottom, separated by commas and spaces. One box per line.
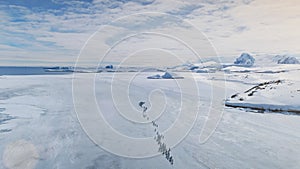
225, 80, 300, 114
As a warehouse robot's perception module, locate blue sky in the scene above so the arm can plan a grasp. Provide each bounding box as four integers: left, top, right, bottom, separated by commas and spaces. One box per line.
0, 0, 299, 66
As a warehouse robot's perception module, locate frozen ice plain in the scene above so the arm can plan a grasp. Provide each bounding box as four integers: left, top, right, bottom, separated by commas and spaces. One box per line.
0, 57, 300, 169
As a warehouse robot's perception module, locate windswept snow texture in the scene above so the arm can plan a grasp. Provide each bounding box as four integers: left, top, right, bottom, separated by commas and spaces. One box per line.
234, 53, 255, 67
0, 63, 300, 169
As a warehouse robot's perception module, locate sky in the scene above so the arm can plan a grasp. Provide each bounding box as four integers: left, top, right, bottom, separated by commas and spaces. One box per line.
0, 0, 299, 66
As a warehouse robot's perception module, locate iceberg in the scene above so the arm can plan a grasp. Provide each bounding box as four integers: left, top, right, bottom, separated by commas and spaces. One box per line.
276, 55, 299, 64
234, 53, 255, 67
147, 72, 183, 79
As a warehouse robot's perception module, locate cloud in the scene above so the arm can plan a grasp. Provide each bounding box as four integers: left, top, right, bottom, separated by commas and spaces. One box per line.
0, 0, 299, 66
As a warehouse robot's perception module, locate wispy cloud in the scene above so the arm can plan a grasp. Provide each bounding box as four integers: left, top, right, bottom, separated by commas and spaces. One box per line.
0, 0, 299, 66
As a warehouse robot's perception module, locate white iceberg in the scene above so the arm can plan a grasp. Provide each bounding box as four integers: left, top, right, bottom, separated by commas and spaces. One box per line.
147, 72, 183, 79
161, 72, 174, 79
275, 55, 299, 64
234, 53, 255, 67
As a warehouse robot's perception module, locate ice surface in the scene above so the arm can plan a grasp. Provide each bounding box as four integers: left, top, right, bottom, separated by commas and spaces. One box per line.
0, 64, 300, 169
